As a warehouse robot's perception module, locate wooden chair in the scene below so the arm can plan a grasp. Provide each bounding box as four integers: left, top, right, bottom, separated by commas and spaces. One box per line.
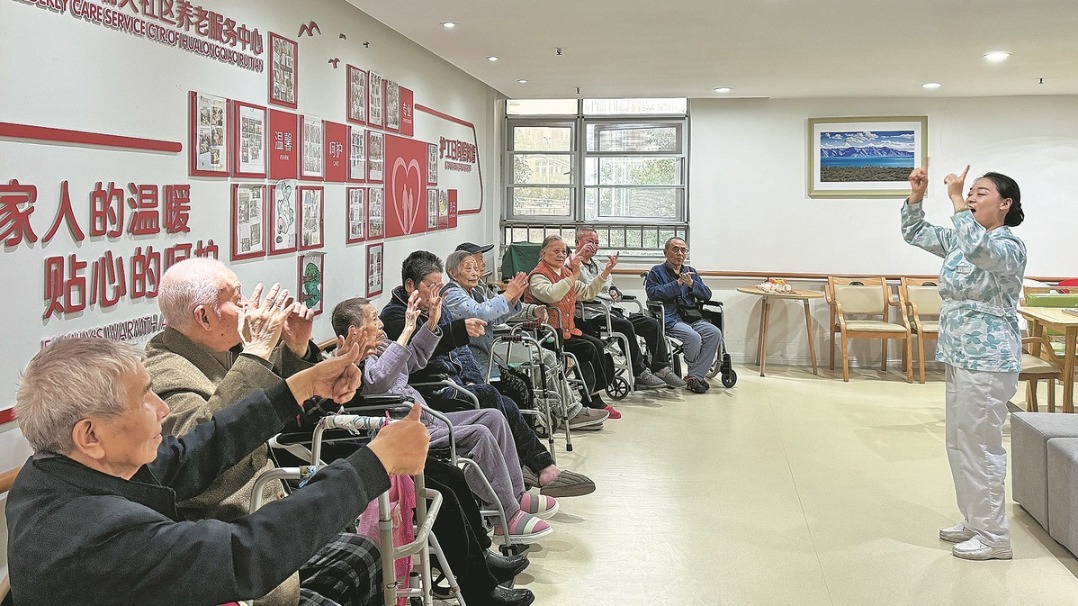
899, 278, 942, 384
1020, 335, 1064, 412
1024, 290, 1078, 359
827, 276, 912, 382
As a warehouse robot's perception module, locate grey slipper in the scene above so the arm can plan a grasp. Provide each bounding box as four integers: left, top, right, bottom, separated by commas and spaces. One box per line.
539, 469, 596, 498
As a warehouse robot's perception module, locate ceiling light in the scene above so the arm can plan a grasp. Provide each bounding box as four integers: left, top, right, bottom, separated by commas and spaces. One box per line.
440, 22, 455, 29
922, 82, 942, 90
487, 56, 499, 62
713, 87, 732, 93
517, 79, 528, 84
984, 51, 1011, 63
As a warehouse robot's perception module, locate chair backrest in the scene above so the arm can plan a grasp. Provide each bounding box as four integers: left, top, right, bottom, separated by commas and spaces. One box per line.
500, 241, 542, 280
1057, 278, 1078, 294
828, 276, 889, 316
900, 278, 943, 317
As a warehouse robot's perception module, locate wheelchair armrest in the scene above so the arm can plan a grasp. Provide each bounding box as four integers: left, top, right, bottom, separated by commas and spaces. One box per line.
699, 300, 724, 308
619, 294, 638, 301
274, 428, 359, 446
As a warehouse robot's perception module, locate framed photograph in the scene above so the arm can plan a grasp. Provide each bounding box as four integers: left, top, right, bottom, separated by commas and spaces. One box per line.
808, 116, 927, 198
232, 101, 266, 178
348, 127, 366, 182
268, 179, 298, 255
368, 71, 384, 128
189, 91, 229, 176
346, 65, 367, 125
385, 79, 400, 131
298, 186, 324, 250
366, 243, 384, 298
368, 187, 384, 239
297, 251, 325, 316
438, 189, 449, 229
300, 116, 324, 179
346, 187, 366, 244
426, 188, 438, 230
269, 32, 298, 109
231, 184, 266, 260
427, 142, 438, 186
367, 131, 385, 182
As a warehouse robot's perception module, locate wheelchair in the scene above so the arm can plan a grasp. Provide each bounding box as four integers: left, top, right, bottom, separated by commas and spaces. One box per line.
643, 285, 738, 388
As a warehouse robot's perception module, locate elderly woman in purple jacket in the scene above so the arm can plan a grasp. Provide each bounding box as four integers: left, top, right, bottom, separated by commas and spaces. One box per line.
331, 289, 555, 544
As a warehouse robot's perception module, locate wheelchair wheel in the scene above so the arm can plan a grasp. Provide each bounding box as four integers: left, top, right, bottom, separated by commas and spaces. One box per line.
721, 369, 737, 388
606, 376, 630, 400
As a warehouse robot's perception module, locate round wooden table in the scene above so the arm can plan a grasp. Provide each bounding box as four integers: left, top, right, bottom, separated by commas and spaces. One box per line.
736, 286, 825, 376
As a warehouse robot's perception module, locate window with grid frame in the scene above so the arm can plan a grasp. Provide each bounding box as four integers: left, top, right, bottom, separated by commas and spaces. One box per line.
503, 99, 688, 258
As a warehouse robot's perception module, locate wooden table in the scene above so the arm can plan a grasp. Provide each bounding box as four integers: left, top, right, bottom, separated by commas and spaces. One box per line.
737, 286, 825, 376
1019, 306, 1078, 413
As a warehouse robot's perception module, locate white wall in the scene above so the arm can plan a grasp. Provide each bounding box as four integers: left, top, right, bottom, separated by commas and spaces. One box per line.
616, 95, 1078, 367
0, 0, 499, 570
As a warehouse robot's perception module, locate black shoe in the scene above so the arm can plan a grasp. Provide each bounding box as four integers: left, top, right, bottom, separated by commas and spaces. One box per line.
485, 549, 530, 584
488, 585, 535, 606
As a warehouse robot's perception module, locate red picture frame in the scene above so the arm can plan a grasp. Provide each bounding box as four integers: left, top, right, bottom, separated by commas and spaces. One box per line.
230, 184, 267, 261
298, 252, 325, 316
385, 79, 400, 132
366, 243, 384, 298
268, 32, 298, 109
268, 179, 298, 255
368, 71, 384, 128
346, 187, 366, 244
368, 187, 384, 240
348, 126, 366, 183
188, 91, 230, 177
232, 101, 267, 178
367, 130, 384, 182
346, 64, 367, 125
300, 115, 324, 180
298, 185, 324, 251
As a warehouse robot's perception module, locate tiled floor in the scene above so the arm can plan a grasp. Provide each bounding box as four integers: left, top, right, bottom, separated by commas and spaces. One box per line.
514, 365, 1078, 605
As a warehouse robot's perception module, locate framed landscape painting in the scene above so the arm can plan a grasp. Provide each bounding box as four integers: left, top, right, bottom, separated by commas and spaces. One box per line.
807, 116, 927, 198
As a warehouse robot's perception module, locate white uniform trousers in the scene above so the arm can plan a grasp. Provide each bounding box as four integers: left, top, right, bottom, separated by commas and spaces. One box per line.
944, 364, 1018, 547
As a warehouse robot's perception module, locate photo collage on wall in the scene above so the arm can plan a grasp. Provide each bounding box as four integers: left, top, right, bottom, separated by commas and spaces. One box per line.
349, 128, 366, 181
234, 102, 266, 177
366, 243, 383, 297
368, 188, 384, 239
301, 116, 324, 178
426, 188, 438, 230
231, 184, 265, 260
299, 187, 324, 250
368, 131, 384, 181
427, 143, 438, 186
368, 71, 384, 128
347, 65, 367, 124
346, 187, 366, 244
270, 33, 298, 108
193, 92, 228, 174
385, 80, 400, 131
269, 179, 298, 254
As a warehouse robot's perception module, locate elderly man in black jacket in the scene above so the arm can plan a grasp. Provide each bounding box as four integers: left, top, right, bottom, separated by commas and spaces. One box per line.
6, 337, 429, 606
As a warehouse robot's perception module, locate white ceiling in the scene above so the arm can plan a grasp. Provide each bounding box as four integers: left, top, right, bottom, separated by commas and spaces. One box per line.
345, 0, 1078, 100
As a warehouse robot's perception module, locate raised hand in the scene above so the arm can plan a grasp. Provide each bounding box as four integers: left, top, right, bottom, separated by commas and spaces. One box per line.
908, 166, 928, 203
503, 272, 528, 302
602, 251, 620, 277
944, 165, 970, 208
282, 300, 315, 357
567, 253, 582, 279
239, 283, 291, 360
288, 341, 363, 403
424, 282, 443, 329
404, 290, 421, 334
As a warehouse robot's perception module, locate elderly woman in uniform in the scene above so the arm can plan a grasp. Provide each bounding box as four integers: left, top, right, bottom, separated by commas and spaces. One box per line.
902, 165, 1026, 561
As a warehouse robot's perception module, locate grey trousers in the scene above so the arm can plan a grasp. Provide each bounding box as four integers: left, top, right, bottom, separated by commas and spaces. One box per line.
429, 408, 524, 518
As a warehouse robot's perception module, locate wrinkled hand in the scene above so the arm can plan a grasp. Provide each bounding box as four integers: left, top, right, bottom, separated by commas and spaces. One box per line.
534, 306, 549, 323
567, 253, 582, 278
503, 272, 528, 302
678, 272, 694, 287
464, 317, 488, 337
239, 283, 291, 360
282, 301, 315, 357
602, 252, 620, 276
288, 342, 363, 404
404, 290, 421, 334
944, 165, 970, 208
367, 403, 430, 476
908, 166, 928, 203
424, 283, 443, 329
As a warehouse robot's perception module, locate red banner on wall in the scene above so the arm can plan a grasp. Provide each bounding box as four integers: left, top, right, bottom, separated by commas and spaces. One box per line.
383, 134, 428, 238
448, 189, 458, 228
269, 109, 298, 180
399, 87, 414, 137
324, 121, 348, 183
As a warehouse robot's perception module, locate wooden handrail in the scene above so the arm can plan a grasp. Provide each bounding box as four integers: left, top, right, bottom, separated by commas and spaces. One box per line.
0, 465, 22, 494
610, 268, 1073, 283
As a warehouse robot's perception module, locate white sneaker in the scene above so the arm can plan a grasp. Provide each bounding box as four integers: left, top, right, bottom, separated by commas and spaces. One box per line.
939, 523, 976, 544
952, 536, 1012, 561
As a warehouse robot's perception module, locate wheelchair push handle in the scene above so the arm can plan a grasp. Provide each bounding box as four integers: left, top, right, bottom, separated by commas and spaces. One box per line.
318, 414, 389, 432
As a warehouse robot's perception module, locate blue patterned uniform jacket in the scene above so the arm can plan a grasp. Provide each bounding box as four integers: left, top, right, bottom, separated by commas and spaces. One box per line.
901, 201, 1026, 372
